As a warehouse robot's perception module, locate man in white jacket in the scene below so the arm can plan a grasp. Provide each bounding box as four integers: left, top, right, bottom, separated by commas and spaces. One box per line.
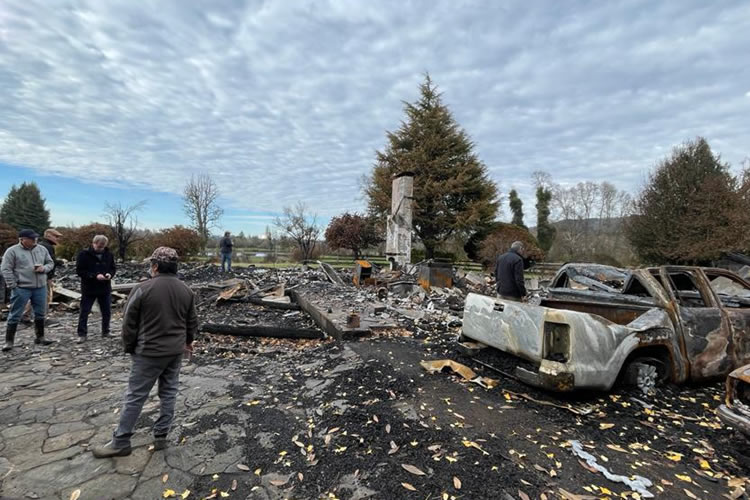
1, 229, 55, 351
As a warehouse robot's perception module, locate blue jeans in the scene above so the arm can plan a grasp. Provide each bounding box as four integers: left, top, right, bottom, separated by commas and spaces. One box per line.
221, 252, 232, 272
8, 287, 46, 325
113, 354, 182, 448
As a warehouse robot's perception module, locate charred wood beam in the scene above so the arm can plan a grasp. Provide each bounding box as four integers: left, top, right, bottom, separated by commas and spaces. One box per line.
200, 323, 324, 339
246, 297, 301, 310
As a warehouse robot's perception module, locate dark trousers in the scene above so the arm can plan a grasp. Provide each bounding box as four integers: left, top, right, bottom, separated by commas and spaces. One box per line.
113, 354, 182, 447
77, 293, 112, 337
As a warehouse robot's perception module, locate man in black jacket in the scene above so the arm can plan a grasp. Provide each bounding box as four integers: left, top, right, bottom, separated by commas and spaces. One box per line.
75, 234, 116, 342
219, 231, 233, 272
495, 241, 527, 301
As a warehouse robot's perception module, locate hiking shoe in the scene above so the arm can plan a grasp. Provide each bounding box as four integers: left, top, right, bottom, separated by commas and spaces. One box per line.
101, 331, 111, 338
153, 436, 168, 450
76, 336, 87, 344
92, 441, 132, 458
2, 342, 12, 352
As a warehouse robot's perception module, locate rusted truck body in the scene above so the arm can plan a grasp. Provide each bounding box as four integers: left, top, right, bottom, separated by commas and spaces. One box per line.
461, 264, 750, 391
718, 364, 750, 437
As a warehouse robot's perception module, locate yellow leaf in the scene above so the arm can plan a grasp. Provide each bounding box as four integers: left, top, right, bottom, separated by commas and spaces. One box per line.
675, 474, 692, 483
163, 489, 177, 499
212, 474, 219, 480
504, 392, 512, 401
453, 476, 462, 489
180, 490, 191, 499
445, 455, 458, 463
665, 452, 683, 462
220, 492, 230, 498
401, 482, 417, 491
698, 459, 711, 470
254, 468, 262, 476
70, 490, 81, 500
599, 423, 615, 430
600, 486, 613, 495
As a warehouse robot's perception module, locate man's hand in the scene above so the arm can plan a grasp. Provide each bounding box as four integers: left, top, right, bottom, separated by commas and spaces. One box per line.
34, 265, 45, 273
96, 273, 106, 281
184, 343, 194, 362
104, 273, 112, 280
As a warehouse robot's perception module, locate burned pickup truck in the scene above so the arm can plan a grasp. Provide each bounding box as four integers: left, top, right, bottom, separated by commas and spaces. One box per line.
461, 264, 750, 392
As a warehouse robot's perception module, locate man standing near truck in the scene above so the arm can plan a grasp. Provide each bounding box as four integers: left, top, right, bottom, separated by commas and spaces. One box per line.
495, 241, 527, 301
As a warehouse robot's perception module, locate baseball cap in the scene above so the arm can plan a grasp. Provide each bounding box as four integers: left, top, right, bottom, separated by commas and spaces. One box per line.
18, 229, 39, 239
145, 246, 179, 263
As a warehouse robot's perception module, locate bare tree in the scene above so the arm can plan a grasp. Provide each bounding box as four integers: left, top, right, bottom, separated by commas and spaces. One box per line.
182, 174, 223, 247
104, 201, 146, 262
274, 202, 321, 262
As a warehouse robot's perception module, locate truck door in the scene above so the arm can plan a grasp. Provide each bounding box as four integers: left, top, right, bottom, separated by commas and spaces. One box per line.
661, 268, 733, 381
703, 269, 750, 367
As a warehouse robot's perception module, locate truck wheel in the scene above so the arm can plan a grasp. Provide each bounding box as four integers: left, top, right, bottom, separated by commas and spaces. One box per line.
624, 358, 667, 395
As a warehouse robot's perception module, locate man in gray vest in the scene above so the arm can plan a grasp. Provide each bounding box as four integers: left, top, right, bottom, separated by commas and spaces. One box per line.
1, 229, 55, 351
92, 246, 197, 458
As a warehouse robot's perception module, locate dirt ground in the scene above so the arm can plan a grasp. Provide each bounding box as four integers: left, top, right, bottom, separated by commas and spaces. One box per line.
1, 263, 749, 499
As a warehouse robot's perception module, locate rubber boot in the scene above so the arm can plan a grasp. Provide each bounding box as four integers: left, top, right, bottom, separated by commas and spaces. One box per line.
34, 319, 54, 346
3, 324, 17, 352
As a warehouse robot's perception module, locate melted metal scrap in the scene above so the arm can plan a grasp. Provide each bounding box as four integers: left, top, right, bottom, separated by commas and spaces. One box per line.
570, 440, 654, 498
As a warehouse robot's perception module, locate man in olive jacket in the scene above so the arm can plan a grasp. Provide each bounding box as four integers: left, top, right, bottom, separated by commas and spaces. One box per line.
93, 246, 198, 458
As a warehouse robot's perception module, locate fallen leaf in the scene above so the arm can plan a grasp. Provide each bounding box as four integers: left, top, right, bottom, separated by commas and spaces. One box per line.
254, 468, 262, 476
220, 493, 229, 498
402, 464, 426, 476
606, 444, 629, 453
298, 472, 304, 482
180, 490, 190, 499
270, 479, 288, 486
162, 474, 169, 483
599, 423, 615, 430
70, 490, 81, 500
401, 483, 417, 491
231, 480, 237, 491
212, 474, 219, 480
675, 474, 692, 483
665, 451, 683, 462
386, 424, 391, 434
698, 459, 711, 470
163, 490, 176, 499
236, 464, 250, 471
518, 491, 530, 500
684, 489, 698, 499
453, 476, 462, 490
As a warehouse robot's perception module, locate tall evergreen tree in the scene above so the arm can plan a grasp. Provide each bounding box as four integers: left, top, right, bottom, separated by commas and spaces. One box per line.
535, 186, 556, 252
509, 189, 525, 227
365, 75, 499, 259
626, 137, 749, 263
0, 182, 51, 234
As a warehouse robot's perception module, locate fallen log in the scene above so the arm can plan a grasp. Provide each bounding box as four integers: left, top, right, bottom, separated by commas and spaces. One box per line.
200, 323, 324, 339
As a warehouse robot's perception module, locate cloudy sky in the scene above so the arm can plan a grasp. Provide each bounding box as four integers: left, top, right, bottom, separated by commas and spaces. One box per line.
1, 0, 748, 234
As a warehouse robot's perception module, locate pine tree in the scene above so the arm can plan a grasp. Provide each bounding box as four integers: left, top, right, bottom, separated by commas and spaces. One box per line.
365, 75, 499, 259
626, 137, 749, 263
535, 186, 556, 252
0, 182, 51, 234
509, 189, 525, 227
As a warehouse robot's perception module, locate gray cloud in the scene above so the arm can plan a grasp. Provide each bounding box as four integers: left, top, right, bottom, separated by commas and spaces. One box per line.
1, 0, 748, 224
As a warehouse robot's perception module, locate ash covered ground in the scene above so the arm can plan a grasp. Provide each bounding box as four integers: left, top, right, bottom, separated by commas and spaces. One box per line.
1, 262, 748, 500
